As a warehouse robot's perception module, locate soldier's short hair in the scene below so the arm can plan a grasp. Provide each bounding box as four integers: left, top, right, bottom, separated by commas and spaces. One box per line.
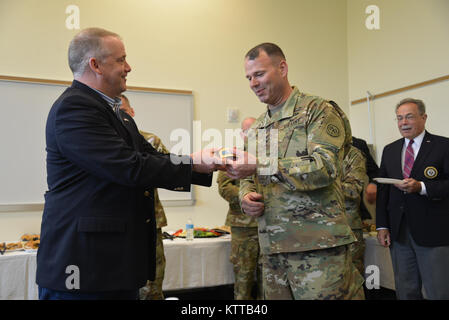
395, 98, 426, 115
68, 27, 121, 78
245, 43, 286, 62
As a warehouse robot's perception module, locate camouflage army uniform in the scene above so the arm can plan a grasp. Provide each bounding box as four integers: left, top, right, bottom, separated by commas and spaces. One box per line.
217, 171, 262, 300
139, 131, 168, 300
239, 87, 365, 300
341, 145, 368, 277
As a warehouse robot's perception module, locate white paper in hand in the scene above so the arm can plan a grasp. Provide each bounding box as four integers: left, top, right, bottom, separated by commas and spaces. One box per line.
373, 178, 405, 185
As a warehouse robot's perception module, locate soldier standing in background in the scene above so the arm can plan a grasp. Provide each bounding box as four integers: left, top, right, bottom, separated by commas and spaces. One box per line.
341, 145, 368, 276
120, 94, 167, 300
227, 43, 364, 299
352, 136, 379, 220
217, 117, 262, 300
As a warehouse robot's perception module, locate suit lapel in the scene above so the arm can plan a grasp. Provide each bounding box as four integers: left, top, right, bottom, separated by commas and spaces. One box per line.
411, 131, 433, 176
392, 138, 405, 178
72, 80, 135, 147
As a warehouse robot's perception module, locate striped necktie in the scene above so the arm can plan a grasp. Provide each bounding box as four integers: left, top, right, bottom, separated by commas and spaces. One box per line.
113, 103, 124, 124
403, 139, 414, 178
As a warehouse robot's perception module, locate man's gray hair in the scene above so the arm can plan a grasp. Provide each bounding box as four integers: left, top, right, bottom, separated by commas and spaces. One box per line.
68, 28, 121, 77
396, 98, 426, 115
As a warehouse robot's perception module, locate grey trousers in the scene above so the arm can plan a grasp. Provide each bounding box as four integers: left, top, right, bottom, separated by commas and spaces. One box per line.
390, 219, 449, 300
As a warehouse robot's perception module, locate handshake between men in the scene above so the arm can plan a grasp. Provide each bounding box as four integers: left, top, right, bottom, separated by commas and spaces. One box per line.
191, 148, 265, 218
190, 148, 258, 179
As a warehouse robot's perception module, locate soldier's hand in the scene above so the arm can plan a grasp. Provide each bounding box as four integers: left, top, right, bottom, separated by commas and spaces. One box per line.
241, 192, 264, 217
377, 229, 391, 248
225, 149, 257, 179
365, 183, 377, 204
190, 148, 225, 173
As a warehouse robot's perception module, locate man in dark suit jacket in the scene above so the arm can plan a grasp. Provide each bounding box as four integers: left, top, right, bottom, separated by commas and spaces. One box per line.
376, 98, 449, 299
352, 136, 379, 219
36, 28, 223, 299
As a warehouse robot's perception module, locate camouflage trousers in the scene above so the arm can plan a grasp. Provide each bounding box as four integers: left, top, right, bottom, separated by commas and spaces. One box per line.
262, 244, 365, 300
230, 226, 263, 300
140, 228, 166, 300
349, 229, 365, 277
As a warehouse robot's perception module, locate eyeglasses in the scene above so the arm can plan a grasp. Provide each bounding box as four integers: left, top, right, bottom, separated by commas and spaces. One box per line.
395, 114, 416, 122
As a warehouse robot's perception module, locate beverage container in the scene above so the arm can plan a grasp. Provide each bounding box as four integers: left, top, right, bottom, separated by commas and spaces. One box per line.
186, 218, 194, 241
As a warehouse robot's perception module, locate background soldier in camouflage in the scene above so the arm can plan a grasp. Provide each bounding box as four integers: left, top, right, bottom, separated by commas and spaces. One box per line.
341, 145, 368, 276
217, 117, 262, 300
120, 95, 167, 300
227, 43, 364, 299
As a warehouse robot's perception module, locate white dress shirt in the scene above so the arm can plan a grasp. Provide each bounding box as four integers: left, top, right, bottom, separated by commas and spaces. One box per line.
401, 130, 427, 196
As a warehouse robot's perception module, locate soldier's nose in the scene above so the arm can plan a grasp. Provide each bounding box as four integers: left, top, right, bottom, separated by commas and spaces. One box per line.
250, 78, 259, 88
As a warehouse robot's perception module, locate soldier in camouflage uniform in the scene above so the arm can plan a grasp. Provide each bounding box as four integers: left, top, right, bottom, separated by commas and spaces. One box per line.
120, 95, 167, 300
217, 117, 262, 300
341, 145, 369, 277
229, 43, 364, 299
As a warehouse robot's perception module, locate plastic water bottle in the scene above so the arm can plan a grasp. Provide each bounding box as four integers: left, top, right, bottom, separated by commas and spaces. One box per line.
186, 218, 194, 241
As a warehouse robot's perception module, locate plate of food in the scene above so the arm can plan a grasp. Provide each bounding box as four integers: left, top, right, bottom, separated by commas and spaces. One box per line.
23, 239, 40, 252
172, 228, 225, 238
21, 233, 40, 242
0, 241, 25, 254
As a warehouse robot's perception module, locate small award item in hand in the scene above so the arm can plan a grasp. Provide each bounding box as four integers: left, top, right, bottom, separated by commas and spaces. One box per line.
217, 148, 238, 160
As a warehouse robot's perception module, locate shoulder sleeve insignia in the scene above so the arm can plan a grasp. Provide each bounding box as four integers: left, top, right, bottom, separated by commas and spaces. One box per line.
424, 166, 438, 179
326, 124, 340, 137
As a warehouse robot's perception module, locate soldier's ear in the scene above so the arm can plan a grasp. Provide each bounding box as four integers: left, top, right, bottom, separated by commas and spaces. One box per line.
279, 60, 288, 77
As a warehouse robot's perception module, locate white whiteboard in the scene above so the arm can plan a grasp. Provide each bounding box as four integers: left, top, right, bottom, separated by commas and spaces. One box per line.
124, 88, 194, 205
0, 78, 194, 211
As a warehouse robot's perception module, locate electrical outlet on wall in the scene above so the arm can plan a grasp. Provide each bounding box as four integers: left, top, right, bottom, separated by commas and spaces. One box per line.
227, 108, 239, 123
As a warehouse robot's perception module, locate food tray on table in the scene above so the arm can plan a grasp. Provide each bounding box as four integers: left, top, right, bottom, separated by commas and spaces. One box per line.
0, 234, 40, 255
362, 221, 378, 238
167, 227, 230, 239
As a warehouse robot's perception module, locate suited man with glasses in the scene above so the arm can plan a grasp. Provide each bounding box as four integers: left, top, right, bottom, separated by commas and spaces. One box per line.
376, 98, 449, 299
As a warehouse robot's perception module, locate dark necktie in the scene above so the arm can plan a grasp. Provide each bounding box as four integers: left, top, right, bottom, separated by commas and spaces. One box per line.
403, 139, 414, 178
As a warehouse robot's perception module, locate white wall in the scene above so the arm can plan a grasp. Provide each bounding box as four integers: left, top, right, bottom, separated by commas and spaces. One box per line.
0, 0, 349, 238
347, 0, 449, 162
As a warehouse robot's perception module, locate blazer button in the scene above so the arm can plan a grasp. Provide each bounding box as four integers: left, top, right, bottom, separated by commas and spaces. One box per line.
144, 191, 151, 197
145, 219, 151, 223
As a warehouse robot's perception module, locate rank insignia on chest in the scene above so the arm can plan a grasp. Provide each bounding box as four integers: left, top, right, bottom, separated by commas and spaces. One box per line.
424, 166, 438, 179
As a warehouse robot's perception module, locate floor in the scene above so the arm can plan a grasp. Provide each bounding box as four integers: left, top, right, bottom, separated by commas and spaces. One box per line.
163, 284, 397, 300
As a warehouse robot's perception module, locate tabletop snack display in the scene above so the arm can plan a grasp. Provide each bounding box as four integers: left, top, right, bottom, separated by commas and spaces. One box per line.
0, 234, 40, 255
172, 227, 228, 238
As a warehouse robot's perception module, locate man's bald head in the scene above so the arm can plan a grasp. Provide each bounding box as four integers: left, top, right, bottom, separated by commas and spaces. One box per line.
241, 117, 256, 131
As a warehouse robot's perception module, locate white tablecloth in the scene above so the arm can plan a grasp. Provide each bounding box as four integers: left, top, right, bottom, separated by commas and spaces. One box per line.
0, 236, 234, 300
1, 234, 395, 299
0, 250, 38, 300
364, 235, 395, 290
162, 235, 234, 291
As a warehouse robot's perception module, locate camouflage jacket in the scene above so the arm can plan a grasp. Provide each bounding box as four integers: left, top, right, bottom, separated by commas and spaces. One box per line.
341, 145, 368, 230
217, 171, 258, 227
239, 87, 355, 254
140, 131, 168, 229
